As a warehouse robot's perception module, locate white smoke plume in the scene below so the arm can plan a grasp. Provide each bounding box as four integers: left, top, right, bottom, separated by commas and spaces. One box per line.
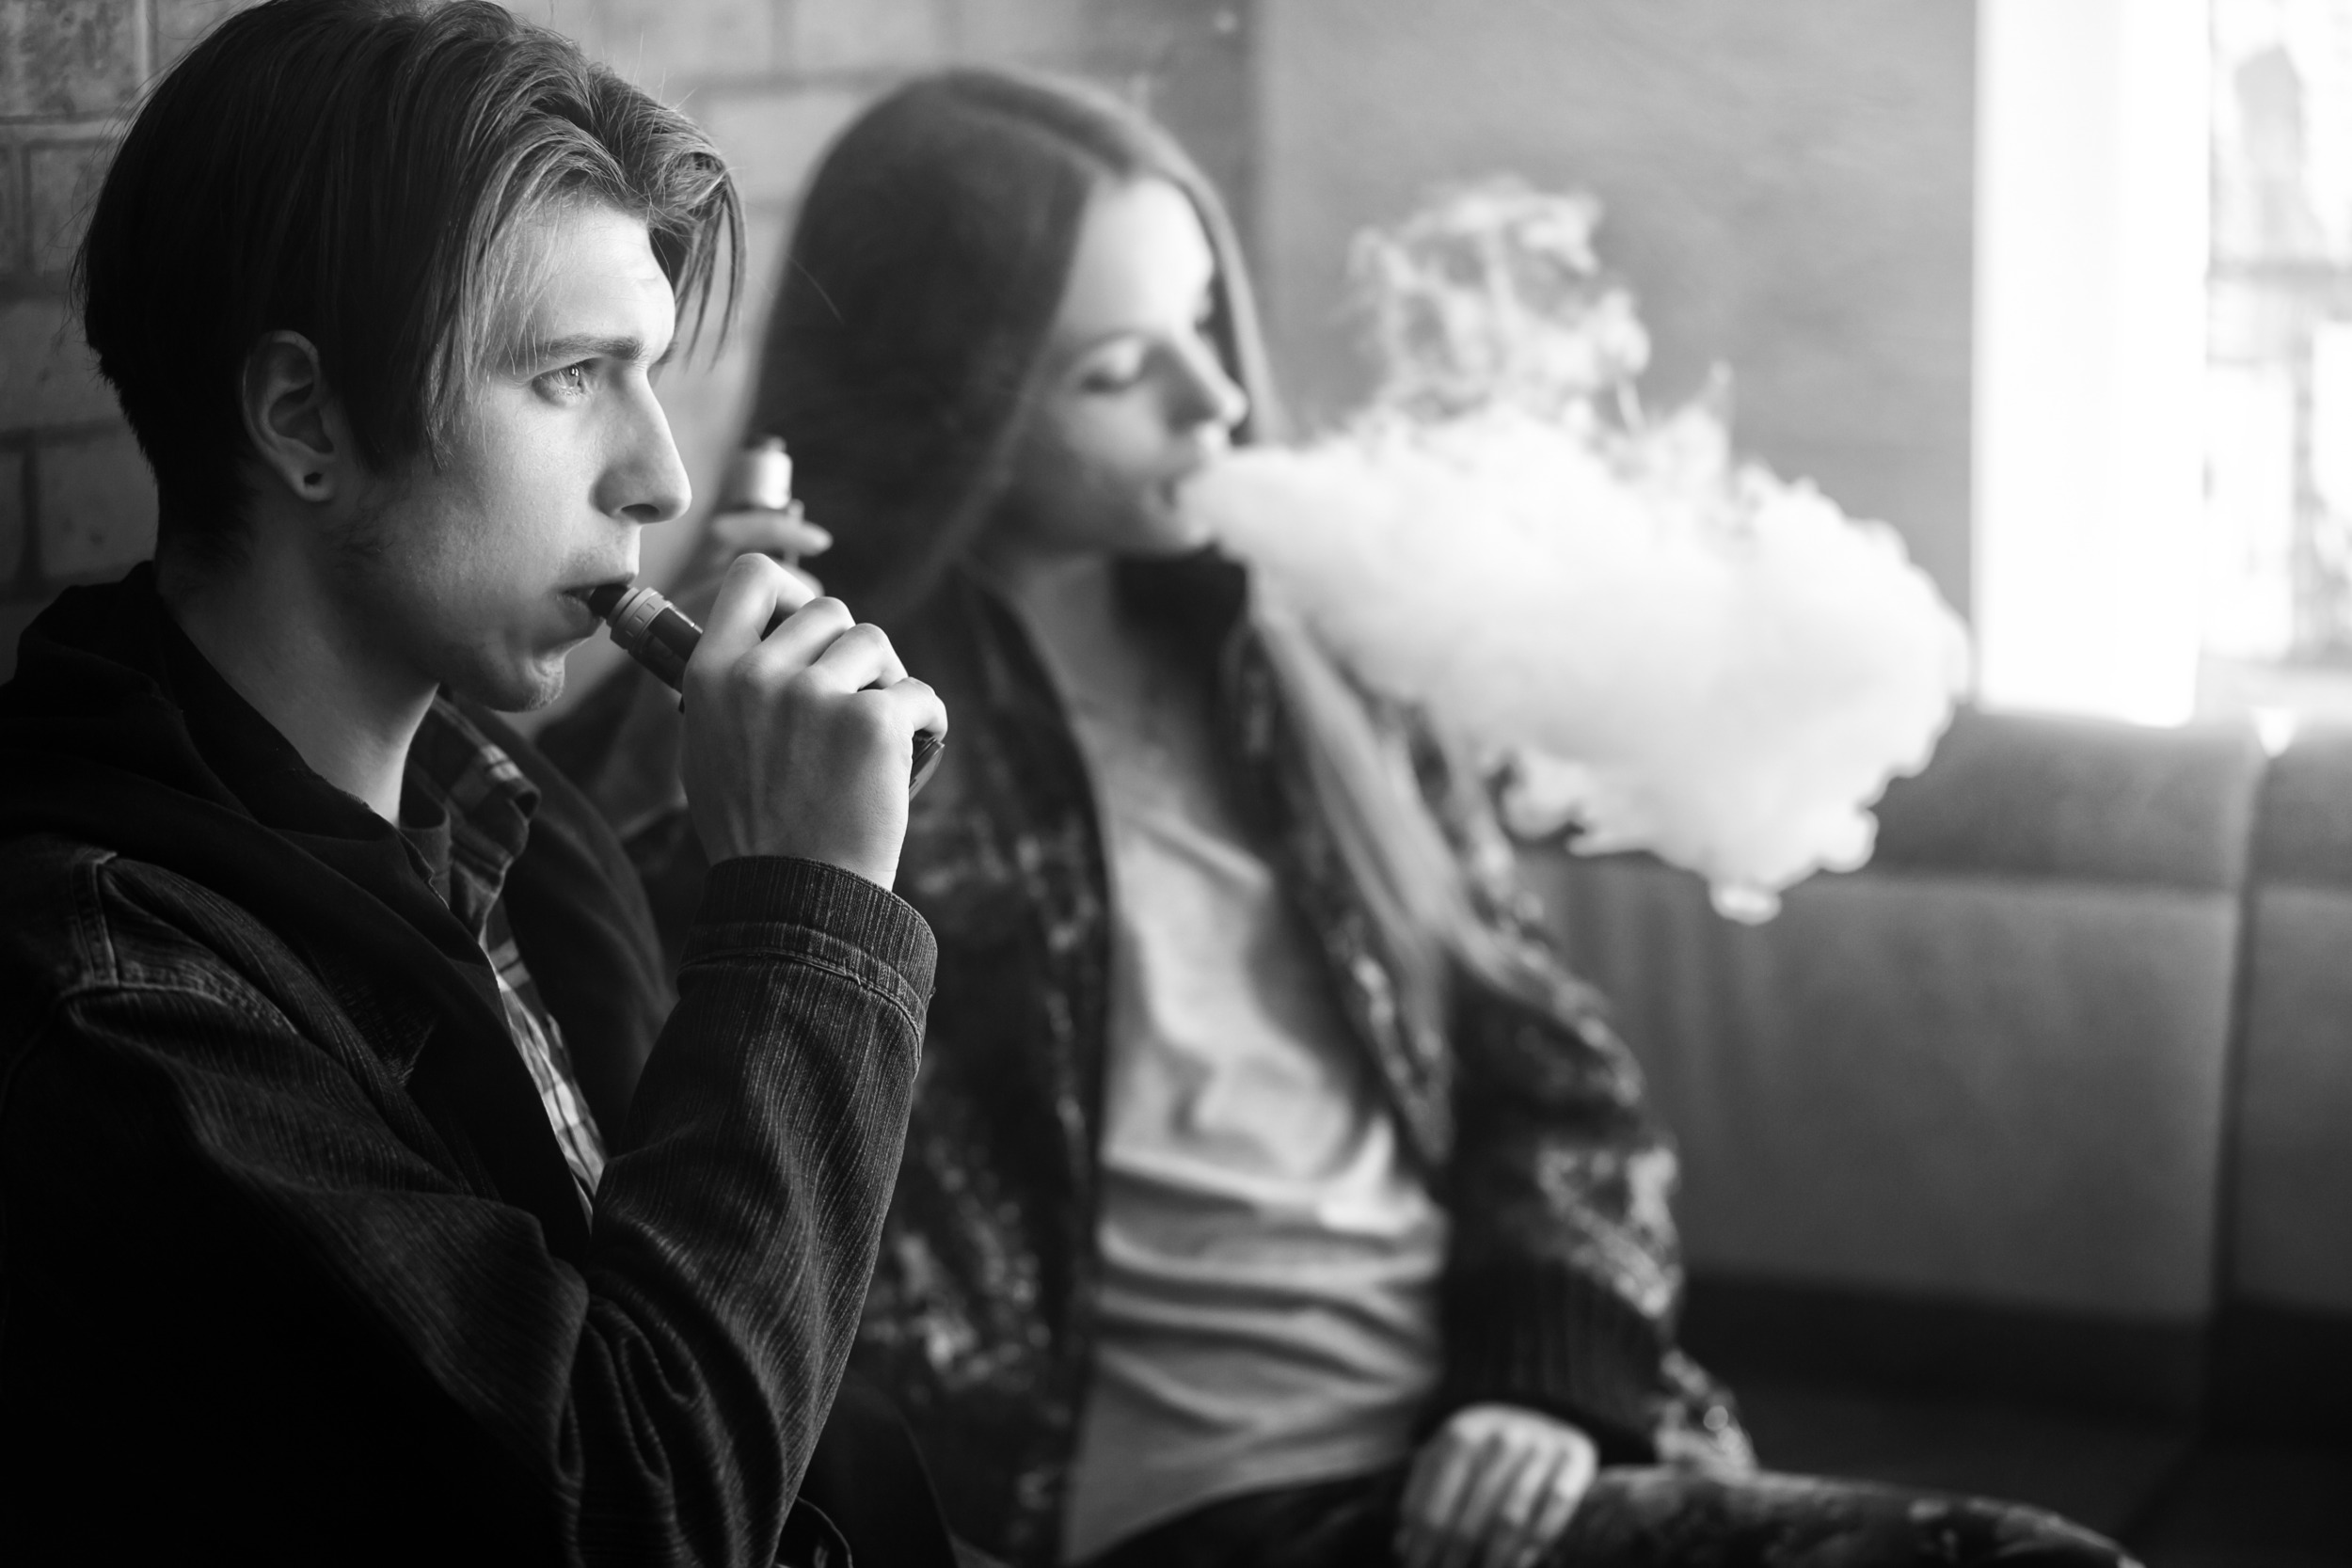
1188, 182, 1970, 921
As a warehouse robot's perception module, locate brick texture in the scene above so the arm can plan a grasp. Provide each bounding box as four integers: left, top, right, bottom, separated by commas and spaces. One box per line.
37, 427, 155, 578
0, 298, 116, 428
599, 0, 774, 86
790, 0, 946, 73
27, 139, 105, 275
1, 0, 1254, 682
956, 0, 1097, 63
0, 147, 23, 272
155, 0, 253, 68
0, 0, 143, 119
1, 0, 260, 661
500, 0, 608, 62
700, 87, 866, 203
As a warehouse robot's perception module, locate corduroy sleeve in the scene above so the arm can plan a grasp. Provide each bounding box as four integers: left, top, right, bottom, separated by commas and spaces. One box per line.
0, 846, 933, 1566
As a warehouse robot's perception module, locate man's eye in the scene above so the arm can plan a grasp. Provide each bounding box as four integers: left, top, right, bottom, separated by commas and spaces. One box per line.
539, 362, 595, 399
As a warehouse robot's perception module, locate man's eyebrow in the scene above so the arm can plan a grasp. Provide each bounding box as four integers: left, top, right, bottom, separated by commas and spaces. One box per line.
509, 332, 664, 369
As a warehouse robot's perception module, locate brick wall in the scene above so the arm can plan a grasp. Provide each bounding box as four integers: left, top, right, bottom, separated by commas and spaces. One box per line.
0, 0, 1250, 685
0, 0, 249, 674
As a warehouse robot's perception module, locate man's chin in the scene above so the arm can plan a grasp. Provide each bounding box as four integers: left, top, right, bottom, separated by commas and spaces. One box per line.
450, 656, 565, 715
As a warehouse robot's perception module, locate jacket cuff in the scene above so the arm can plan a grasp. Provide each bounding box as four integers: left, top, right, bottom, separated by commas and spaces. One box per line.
687, 856, 938, 1022
1437, 1259, 1681, 1463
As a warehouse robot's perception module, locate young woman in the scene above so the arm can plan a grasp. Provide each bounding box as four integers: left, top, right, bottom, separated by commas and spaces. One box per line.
549, 70, 2131, 1568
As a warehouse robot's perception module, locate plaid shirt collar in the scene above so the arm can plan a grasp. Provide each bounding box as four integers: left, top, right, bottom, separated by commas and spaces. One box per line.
399, 697, 540, 943
150, 603, 605, 1212
400, 698, 608, 1216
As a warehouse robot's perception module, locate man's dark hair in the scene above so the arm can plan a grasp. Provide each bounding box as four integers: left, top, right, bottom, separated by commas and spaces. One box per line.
74, 0, 741, 558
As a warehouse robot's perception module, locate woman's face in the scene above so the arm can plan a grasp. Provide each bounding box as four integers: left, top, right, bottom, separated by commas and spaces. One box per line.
992, 176, 1250, 560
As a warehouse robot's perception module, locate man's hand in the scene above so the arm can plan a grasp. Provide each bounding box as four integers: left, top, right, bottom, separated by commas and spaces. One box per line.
682, 553, 946, 888
1395, 1404, 1597, 1568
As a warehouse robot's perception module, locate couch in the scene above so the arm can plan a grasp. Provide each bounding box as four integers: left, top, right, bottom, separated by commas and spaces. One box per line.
1522, 706, 2352, 1566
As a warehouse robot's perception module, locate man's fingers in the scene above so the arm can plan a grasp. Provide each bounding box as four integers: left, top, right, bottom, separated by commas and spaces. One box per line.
730, 596, 854, 686
699, 552, 821, 663
805, 620, 910, 692
772, 561, 825, 603
869, 677, 947, 752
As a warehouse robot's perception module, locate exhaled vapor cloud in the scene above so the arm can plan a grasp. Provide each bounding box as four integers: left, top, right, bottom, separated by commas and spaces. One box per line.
1187, 182, 1970, 921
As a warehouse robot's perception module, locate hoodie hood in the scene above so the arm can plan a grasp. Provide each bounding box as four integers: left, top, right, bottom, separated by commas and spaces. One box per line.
0, 566, 646, 1258
0, 564, 494, 987
0, 563, 250, 812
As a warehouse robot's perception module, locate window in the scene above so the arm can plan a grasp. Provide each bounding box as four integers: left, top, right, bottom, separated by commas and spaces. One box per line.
2201, 0, 2352, 725
1973, 0, 2209, 726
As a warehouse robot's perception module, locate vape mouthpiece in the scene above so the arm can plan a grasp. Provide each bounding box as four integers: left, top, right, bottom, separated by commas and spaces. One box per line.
586, 580, 945, 797
586, 582, 696, 692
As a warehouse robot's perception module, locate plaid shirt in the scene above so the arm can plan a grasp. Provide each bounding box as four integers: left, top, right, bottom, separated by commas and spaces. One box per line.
404, 697, 608, 1217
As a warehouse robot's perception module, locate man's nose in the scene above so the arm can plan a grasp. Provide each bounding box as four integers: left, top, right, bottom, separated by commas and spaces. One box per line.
602, 385, 693, 526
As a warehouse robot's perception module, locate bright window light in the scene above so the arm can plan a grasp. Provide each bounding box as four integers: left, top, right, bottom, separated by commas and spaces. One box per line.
1974, 0, 2212, 726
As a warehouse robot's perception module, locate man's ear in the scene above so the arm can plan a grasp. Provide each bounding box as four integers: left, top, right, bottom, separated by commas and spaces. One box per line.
241, 331, 359, 504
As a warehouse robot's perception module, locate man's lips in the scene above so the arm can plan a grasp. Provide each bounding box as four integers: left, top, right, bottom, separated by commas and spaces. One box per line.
554, 591, 600, 640
561, 578, 635, 626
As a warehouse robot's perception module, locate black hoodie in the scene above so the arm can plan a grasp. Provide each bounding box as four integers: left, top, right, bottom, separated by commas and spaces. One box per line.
0, 566, 941, 1565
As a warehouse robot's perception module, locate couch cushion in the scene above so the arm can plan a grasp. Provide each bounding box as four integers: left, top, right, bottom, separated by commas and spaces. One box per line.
1683, 1275, 2206, 1421
1521, 706, 2265, 1352
1533, 855, 2238, 1327
1871, 706, 2262, 890
2212, 723, 2352, 1437
2231, 883, 2352, 1313
2233, 723, 2352, 1318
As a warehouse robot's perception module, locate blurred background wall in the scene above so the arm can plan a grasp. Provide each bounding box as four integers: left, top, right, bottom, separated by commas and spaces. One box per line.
0, 0, 1976, 677
1254, 0, 1977, 615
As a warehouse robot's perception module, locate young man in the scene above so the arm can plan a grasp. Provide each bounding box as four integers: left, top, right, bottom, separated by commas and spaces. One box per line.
0, 2, 951, 1560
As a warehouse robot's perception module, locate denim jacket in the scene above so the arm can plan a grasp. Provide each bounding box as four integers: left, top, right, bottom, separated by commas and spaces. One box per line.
0, 569, 939, 1565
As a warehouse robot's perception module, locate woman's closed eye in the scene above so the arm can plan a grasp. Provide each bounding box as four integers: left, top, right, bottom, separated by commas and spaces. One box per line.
1075, 341, 1152, 394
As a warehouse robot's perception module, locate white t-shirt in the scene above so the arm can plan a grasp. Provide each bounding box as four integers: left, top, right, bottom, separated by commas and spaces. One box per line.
1050, 618, 1449, 1565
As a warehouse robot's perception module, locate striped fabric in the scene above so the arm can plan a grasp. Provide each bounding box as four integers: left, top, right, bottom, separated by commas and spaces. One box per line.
406, 698, 608, 1217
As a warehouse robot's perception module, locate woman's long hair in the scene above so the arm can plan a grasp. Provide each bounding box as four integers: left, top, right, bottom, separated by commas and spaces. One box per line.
760, 71, 1587, 1081
750, 69, 1276, 621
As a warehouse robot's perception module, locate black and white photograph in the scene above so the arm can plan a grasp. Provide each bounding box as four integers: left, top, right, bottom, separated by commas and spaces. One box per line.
0, 2, 2340, 1563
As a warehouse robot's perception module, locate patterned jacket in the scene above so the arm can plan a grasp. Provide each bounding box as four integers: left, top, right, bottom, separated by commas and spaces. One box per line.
858, 553, 1750, 1564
